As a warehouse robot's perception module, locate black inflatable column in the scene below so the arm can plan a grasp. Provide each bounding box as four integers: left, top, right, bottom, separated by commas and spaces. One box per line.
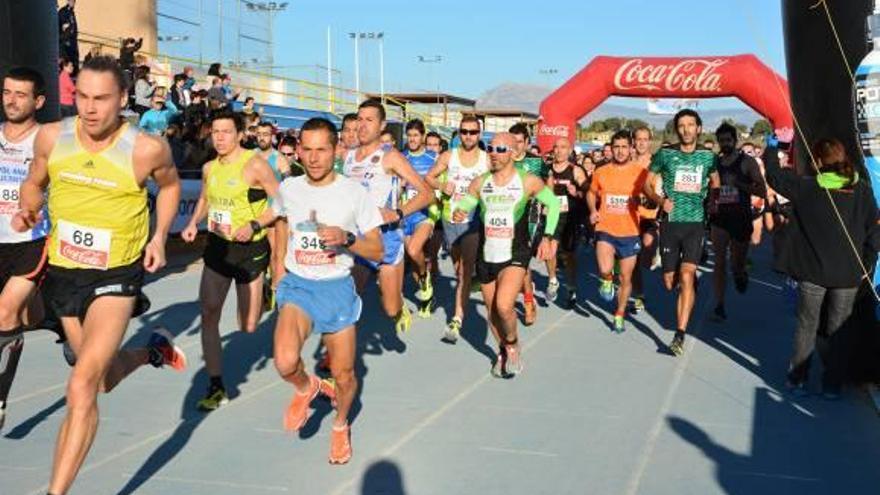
0, 0, 60, 123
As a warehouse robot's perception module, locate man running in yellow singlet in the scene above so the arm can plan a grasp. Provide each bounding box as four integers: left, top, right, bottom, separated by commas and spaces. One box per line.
181, 109, 280, 411
13, 56, 187, 495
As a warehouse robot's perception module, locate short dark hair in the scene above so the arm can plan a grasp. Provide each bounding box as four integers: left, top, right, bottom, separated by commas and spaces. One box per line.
3, 66, 46, 97
440, 139, 450, 152
245, 96, 255, 104
210, 108, 244, 132
611, 130, 633, 145
714, 123, 738, 141
358, 99, 386, 121
342, 113, 358, 126
460, 114, 481, 128
173, 73, 187, 84
81, 55, 129, 93
257, 120, 274, 130
673, 108, 702, 128
405, 119, 426, 135
426, 131, 442, 142
300, 117, 339, 147
509, 122, 530, 140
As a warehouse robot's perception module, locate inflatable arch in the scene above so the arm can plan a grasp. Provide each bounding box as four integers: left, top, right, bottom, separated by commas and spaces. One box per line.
537, 55, 793, 152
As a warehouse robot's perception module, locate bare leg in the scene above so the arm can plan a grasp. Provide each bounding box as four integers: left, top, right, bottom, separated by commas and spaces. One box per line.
235, 276, 264, 334
323, 326, 357, 427
677, 264, 698, 332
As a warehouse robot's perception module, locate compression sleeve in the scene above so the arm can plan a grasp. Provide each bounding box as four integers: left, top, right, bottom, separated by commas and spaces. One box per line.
535, 186, 561, 236
457, 194, 479, 213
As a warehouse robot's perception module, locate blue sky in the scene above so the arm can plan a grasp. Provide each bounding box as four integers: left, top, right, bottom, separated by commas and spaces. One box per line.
158, 0, 786, 108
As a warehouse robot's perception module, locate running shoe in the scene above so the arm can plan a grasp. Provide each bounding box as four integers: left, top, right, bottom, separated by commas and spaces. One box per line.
613, 315, 626, 334
598, 279, 615, 303
630, 296, 646, 315
442, 318, 462, 344
733, 272, 749, 294
417, 298, 433, 319
567, 289, 577, 309
329, 423, 352, 464
668, 333, 685, 357
713, 304, 727, 322
491, 348, 506, 378
320, 377, 338, 408
283, 374, 320, 432
523, 300, 537, 326
197, 386, 229, 411
546, 278, 560, 303
395, 306, 412, 334
147, 327, 187, 371
415, 275, 434, 302
504, 344, 523, 377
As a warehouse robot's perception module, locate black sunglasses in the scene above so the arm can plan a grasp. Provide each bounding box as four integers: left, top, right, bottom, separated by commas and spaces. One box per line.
459, 129, 481, 136
281, 152, 295, 157
486, 145, 510, 154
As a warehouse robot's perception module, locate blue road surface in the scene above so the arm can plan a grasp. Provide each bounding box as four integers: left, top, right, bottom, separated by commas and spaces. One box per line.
3, 241, 880, 494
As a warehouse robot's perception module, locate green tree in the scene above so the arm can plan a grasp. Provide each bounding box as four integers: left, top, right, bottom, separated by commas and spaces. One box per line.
751, 118, 773, 137
626, 118, 650, 131
587, 120, 607, 133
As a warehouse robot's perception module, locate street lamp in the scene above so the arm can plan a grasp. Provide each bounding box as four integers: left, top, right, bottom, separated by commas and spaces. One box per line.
349, 31, 384, 103
242, 1, 289, 76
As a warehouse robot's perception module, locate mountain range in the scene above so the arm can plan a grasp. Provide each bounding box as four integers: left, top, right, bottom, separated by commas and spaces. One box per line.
475, 83, 763, 129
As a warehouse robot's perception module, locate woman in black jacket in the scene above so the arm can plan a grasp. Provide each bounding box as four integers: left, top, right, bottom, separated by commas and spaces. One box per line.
765, 138, 880, 398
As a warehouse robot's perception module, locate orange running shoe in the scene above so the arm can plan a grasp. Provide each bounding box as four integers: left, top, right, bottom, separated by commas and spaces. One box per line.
147, 327, 187, 371
523, 300, 537, 326
329, 423, 352, 464
283, 375, 319, 432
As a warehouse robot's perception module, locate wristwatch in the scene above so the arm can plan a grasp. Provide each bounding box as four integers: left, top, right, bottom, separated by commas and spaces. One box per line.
249, 220, 262, 233
343, 231, 357, 248
395, 208, 405, 221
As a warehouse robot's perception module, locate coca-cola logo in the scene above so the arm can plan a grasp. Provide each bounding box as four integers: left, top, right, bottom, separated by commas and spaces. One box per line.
295, 249, 334, 266
60, 243, 108, 269
538, 124, 569, 138
614, 58, 728, 93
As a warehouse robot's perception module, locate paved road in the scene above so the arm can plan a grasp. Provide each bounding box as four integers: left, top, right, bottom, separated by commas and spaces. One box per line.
3, 242, 879, 495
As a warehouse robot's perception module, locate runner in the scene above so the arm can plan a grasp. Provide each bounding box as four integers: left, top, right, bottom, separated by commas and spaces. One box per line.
587, 131, 648, 333
181, 109, 280, 411
0, 67, 49, 431
271, 117, 384, 464
278, 137, 303, 177
380, 129, 397, 149
452, 132, 560, 377
509, 123, 546, 325
545, 137, 587, 308
12, 56, 187, 495
401, 119, 438, 318
632, 126, 659, 312
643, 109, 720, 356
345, 99, 433, 334
426, 115, 489, 342
423, 130, 445, 282
256, 121, 291, 296
334, 113, 358, 174
425, 131, 443, 154
709, 123, 766, 320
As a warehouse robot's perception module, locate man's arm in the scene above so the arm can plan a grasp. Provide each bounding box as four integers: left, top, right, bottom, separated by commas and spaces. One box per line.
13, 124, 57, 231
425, 150, 450, 191
137, 135, 181, 272
245, 155, 281, 229
527, 174, 561, 237
736, 157, 768, 198
386, 149, 432, 216
273, 217, 289, 285
643, 171, 664, 206
189, 163, 211, 225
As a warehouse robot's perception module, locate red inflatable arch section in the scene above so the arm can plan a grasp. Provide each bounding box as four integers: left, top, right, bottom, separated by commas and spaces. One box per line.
536, 55, 793, 152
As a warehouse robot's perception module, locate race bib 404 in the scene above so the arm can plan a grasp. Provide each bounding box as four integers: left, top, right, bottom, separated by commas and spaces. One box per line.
57, 219, 111, 269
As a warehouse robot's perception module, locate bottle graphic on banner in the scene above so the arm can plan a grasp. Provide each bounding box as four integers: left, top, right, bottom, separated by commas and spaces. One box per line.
855, 5, 880, 318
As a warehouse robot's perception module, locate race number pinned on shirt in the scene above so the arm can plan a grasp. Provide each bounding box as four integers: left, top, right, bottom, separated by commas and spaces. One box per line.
673, 167, 703, 194
293, 230, 335, 266
483, 209, 514, 263
0, 183, 20, 216
450, 181, 471, 224
719, 185, 739, 204
57, 219, 111, 270
208, 209, 232, 238
605, 194, 630, 215
557, 195, 569, 213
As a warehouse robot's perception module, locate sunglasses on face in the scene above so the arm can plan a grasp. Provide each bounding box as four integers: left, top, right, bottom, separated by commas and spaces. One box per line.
459, 129, 481, 136
281, 152, 295, 158
486, 145, 510, 154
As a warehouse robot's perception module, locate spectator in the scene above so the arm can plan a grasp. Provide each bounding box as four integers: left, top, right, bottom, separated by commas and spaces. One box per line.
182, 66, 196, 92
207, 62, 222, 78
183, 121, 216, 170
58, 0, 79, 74
207, 77, 226, 108
242, 96, 256, 115
58, 57, 77, 117
84, 44, 102, 65
184, 89, 209, 130
132, 65, 155, 116
119, 37, 143, 79
221, 74, 240, 104
766, 137, 880, 399
170, 73, 190, 109
278, 137, 303, 176
138, 90, 179, 135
